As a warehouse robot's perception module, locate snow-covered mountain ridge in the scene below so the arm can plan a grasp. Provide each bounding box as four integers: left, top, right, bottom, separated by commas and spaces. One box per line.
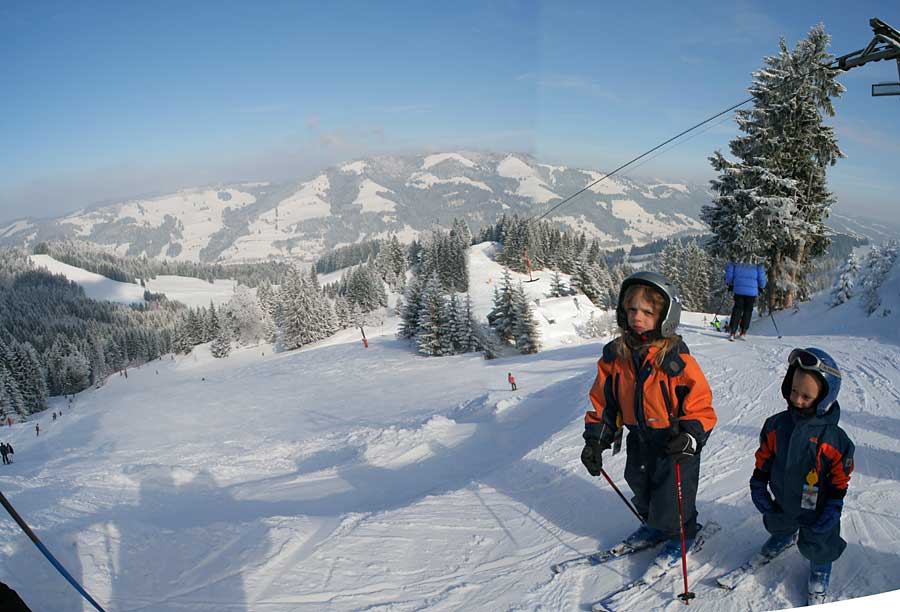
2, 244, 899, 611
0, 152, 710, 265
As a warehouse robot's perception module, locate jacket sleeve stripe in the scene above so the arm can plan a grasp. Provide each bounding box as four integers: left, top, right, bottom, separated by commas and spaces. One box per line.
755, 429, 777, 471
818, 442, 852, 491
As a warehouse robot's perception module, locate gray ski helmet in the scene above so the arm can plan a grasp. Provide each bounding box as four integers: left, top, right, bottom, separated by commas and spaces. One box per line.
616, 271, 682, 337
781, 347, 842, 416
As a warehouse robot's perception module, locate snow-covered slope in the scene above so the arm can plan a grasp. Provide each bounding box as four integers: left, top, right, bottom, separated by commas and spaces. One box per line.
2, 249, 900, 612
29, 254, 239, 307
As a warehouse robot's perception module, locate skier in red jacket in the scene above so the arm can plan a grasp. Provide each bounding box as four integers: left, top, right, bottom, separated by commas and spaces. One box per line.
508, 372, 517, 391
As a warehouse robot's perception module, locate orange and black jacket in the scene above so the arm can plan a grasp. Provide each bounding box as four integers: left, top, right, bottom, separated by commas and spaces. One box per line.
752, 403, 854, 518
584, 339, 716, 451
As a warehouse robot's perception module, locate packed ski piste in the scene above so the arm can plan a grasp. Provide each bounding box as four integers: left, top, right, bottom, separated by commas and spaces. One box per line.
2, 243, 900, 611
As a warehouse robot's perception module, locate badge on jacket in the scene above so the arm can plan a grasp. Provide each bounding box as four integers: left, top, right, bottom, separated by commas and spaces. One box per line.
801, 469, 819, 510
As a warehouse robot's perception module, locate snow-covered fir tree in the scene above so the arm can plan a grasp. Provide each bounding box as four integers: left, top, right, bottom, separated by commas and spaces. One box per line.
459, 293, 482, 354
487, 269, 516, 343
548, 271, 569, 298
701, 24, 844, 310
415, 273, 453, 357
398, 275, 424, 340
512, 283, 541, 354
829, 252, 860, 308
858, 243, 899, 316
279, 266, 338, 350
210, 321, 232, 358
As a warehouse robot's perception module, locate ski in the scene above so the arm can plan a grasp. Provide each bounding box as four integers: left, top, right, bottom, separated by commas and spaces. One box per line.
551, 538, 660, 574
590, 521, 720, 612
716, 534, 797, 590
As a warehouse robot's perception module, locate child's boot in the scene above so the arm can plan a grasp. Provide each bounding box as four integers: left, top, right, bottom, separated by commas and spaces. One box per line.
760, 531, 797, 558
622, 524, 666, 550
808, 561, 832, 606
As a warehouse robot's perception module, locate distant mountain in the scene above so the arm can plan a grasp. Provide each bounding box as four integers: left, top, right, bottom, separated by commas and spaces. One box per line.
827, 212, 900, 244
0, 152, 715, 264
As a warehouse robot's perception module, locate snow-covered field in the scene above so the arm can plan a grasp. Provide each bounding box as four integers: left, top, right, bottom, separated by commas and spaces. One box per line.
4, 246, 900, 611
29, 254, 240, 307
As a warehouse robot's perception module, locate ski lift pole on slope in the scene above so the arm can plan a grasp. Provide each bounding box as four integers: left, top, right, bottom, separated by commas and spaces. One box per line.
0, 491, 108, 612
524, 249, 539, 283
359, 326, 368, 348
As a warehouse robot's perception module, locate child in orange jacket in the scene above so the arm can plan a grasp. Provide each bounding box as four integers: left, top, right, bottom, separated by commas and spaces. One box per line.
581, 271, 717, 570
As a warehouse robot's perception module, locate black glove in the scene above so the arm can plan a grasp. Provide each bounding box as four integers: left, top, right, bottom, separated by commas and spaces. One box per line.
581, 440, 606, 476
749, 477, 775, 514
665, 431, 697, 464
727, 285, 734, 293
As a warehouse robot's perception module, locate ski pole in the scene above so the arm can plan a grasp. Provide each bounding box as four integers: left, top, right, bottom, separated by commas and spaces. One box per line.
0, 491, 108, 612
600, 468, 645, 524
711, 292, 729, 330
769, 309, 782, 339
673, 463, 695, 604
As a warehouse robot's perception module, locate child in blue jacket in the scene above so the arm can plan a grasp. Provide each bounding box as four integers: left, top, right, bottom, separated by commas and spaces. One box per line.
749, 347, 854, 605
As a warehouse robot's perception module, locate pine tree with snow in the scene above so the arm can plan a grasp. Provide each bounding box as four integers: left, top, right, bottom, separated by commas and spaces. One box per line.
205, 302, 220, 343
829, 252, 860, 308
657, 241, 684, 300
487, 269, 516, 343
686, 240, 713, 311
0, 361, 25, 417
398, 275, 424, 340
210, 322, 232, 358
512, 283, 541, 354
702, 24, 844, 311
460, 293, 482, 353
549, 271, 568, 298
859, 244, 899, 316
334, 295, 352, 329
416, 273, 452, 356
13, 342, 48, 414
61, 346, 90, 396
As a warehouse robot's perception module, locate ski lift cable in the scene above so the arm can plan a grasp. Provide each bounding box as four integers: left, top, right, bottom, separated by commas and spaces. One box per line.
530, 44, 879, 225
531, 95, 754, 223
617, 111, 738, 179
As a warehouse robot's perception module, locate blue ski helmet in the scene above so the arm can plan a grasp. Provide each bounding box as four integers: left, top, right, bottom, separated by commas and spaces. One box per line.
616, 271, 682, 338
781, 347, 842, 416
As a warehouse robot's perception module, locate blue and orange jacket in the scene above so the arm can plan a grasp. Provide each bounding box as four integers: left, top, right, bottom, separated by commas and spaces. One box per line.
584, 339, 717, 451
753, 402, 854, 519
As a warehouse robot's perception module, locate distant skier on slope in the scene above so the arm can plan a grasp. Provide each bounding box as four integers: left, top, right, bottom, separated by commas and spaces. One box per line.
580, 272, 717, 570
749, 347, 854, 605
508, 372, 517, 391
724, 261, 766, 341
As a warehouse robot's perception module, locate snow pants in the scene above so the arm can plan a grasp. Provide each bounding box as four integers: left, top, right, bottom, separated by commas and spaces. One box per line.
763, 511, 846, 564
729, 294, 757, 334
624, 431, 700, 540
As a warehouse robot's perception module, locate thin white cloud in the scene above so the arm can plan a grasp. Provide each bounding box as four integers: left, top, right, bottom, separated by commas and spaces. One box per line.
517, 72, 618, 101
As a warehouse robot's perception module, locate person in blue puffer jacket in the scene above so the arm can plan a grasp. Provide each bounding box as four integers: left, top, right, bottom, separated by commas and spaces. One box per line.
749, 347, 854, 605
724, 262, 766, 340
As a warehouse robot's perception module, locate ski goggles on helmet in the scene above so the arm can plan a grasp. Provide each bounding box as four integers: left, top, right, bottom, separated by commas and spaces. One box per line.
789, 348, 841, 379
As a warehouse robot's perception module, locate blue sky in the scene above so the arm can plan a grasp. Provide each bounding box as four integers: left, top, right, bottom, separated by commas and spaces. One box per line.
1, 0, 898, 223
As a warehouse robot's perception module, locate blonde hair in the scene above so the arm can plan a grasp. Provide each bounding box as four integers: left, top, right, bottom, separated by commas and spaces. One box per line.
616, 284, 682, 368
